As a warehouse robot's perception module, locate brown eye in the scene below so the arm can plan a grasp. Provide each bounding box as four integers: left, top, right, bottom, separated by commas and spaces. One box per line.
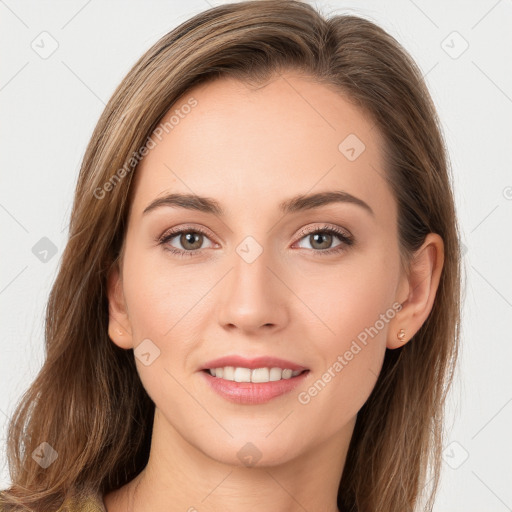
308, 232, 333, 250
294, 225, 354, 256
179, 232, 204, 250
159, 227, 216, 256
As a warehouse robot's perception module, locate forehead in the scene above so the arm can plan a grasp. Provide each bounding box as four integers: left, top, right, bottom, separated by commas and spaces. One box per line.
130, 72, 394, 226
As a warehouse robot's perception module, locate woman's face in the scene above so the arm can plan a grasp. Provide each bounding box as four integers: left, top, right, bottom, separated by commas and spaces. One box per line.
108, 72, 410, 466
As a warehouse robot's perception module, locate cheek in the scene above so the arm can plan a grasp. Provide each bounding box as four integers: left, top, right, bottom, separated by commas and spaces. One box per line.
122, 242, 207, 341
121, 244, 216, 393
291, 243, 399, 345
120, 246, 205, 411
294, 290, 389, 441
291, 249, 397, 425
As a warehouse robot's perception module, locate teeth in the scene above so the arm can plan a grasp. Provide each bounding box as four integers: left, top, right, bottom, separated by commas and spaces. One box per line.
269, 367, 282, 381
251, 367, 269, 383
208, 366, 303, 383
234, 367, 251, 382
223, 366, 235, 380
282, 369, 293, 379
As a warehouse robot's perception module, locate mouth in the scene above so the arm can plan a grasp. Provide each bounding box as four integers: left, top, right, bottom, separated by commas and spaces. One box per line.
199, 356, 310, 404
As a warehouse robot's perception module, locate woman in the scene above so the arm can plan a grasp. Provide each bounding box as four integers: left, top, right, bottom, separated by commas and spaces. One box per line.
0, 1, 462, 511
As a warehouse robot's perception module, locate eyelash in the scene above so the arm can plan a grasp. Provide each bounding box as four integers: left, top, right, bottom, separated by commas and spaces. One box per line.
157, 224, 354, 258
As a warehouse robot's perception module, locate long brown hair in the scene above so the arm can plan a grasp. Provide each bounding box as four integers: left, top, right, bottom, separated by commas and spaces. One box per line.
0, 1, 462, 510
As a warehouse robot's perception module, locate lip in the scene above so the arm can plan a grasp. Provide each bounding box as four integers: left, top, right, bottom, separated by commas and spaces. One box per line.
201, 355, 308, 372
200, 368, 309, 405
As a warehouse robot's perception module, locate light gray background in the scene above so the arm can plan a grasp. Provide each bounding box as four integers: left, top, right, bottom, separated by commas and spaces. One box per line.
1, 1, 511, 510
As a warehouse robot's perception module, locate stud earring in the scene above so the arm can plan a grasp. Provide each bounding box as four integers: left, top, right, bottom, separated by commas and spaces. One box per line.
117, 329, 124, 336
397, 328, 406, 343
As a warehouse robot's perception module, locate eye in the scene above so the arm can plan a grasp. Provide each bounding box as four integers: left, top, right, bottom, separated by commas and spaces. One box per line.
158, 226, 216, 257
294, 224, 354, 256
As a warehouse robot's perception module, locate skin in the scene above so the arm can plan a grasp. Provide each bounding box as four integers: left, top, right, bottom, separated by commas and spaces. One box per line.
103, 72, 444, 512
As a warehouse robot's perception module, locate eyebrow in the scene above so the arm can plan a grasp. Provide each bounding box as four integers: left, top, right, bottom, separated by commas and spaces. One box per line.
143, 190, 374, 217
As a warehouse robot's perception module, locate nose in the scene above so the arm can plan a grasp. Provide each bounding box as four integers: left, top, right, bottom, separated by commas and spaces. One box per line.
216, 242, 289, 335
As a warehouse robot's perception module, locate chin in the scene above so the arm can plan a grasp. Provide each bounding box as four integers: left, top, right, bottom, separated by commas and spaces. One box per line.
195, 432, 304, 468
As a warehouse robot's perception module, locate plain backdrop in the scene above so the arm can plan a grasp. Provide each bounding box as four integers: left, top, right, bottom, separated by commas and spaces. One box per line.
1, 1, 511, 510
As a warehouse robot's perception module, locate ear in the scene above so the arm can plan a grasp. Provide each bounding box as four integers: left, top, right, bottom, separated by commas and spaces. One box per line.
387, 233, 444, 349
106, 263, 134, 350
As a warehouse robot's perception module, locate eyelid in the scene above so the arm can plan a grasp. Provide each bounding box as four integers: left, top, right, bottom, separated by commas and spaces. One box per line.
158, 223, 218, 244
294, 223, 353, 241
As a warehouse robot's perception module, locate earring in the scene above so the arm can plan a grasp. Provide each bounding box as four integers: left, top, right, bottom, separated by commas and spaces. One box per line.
117, 329, 124, 336
397, 328, 406, 343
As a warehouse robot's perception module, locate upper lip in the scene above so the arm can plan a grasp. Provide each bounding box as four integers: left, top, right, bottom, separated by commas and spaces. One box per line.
201, 355, 308, 372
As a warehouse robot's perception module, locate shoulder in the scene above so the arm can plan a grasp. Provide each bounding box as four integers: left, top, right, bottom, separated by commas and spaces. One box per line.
0, 489, 106, 512
58, 490, 107, 512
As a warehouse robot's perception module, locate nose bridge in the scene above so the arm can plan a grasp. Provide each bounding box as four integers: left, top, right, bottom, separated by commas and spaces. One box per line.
233, 237, 270, 298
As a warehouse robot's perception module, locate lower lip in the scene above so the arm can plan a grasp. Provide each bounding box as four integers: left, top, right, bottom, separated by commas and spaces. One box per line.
200, 370, 309, 405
